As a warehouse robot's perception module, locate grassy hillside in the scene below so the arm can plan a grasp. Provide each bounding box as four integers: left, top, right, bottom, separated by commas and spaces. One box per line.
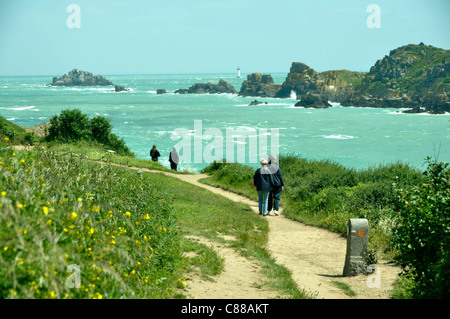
0, 137, 307, 299
0, 115, 35, 145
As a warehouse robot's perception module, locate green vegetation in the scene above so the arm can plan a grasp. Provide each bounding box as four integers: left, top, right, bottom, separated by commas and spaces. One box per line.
0, 142, 179, 298
47, 109, 133, 156
392, 158, 449, 298
0, 115, 36, 145
331, 281, 356, 297
200, 155, 449, 298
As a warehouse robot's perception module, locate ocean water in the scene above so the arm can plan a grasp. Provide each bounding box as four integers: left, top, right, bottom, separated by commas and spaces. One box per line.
1, 73, 449, 172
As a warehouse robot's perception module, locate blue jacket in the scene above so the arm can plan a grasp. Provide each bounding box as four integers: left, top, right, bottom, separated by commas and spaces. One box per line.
253, 167, 274, 191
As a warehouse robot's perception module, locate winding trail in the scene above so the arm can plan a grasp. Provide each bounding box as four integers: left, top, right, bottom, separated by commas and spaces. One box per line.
12, 146, 401, 299
132, 167, 401, 299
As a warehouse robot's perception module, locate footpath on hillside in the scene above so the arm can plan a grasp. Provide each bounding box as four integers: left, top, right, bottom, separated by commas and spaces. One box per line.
11, 146, 401, 299
124, 165, 401, 299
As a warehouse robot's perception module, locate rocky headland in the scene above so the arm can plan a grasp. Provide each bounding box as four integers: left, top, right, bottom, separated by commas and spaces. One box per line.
236, 43, 448, 114
275, 43, 449, 114
175, 79, 236, 94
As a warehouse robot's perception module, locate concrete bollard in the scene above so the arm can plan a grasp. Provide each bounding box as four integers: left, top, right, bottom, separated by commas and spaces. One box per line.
343, 218, 369, 276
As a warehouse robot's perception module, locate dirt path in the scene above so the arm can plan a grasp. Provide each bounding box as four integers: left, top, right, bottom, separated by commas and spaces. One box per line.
13, 147, 400, 299
130, 168, 401, 299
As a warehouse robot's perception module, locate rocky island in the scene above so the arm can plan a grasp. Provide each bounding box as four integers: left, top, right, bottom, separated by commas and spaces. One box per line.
175, 79, 236, 94
49, 69, 114, 86
48, 69, 131, 93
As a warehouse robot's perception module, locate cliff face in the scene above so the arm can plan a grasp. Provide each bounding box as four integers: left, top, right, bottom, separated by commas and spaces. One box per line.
238, 73, 281, 97
49, 69, 114, 86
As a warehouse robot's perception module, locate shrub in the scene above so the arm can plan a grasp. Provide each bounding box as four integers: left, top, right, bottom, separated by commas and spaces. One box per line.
46, 109, 133, 156
90, 116, 112, 144
48, 109, 91, 142
392, 158, 450, 298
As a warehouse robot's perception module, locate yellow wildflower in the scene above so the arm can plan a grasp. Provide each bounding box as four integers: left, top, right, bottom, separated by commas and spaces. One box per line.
77, 197, 82, 202
70, 212, 78, 220
43, 207, 49, 215
1, 191, 6, 196
93, 292, 103, 299
4, 137, 9, 141
143, 214, 150, 220
89, 227, 95, 235
20, 159, 25, 164
125, 211, 131, 217
46, 219, 52, 226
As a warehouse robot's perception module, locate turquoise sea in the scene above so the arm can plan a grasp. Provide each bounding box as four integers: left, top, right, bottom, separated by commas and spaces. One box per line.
1, 73, 449, 172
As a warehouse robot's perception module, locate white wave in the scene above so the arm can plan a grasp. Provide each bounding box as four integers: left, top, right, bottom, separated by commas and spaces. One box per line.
322, 134, 357, 140
290, 90, 297, 99
12, 105, 36, 111
147, 90, 157, 94
6, 117, 16, 121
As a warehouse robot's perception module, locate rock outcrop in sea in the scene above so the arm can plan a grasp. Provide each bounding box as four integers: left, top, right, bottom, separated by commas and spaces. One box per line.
49, 69, 114, 86
114, 85, 129, 92
175, 79, 236, 94
238, 73, 281, 97
294, 93, 332, 108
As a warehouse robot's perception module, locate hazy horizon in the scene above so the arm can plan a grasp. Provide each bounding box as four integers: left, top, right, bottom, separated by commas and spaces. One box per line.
1, 0, 449, 76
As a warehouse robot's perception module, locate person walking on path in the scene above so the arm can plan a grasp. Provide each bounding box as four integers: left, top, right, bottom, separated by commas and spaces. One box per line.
169, 147, 179, 171
150, 145, 161, 162
253, 158, 274, 216
267, 155, 284, 216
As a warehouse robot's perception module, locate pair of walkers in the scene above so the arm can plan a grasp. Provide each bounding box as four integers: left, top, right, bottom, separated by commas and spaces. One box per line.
253, 155, 284, 216
150, 145, 179, 171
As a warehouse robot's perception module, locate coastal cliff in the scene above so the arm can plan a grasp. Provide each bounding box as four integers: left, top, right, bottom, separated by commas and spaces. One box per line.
49, 69, 114, 86
272, 43, 449, 113
341, 43, 450, 113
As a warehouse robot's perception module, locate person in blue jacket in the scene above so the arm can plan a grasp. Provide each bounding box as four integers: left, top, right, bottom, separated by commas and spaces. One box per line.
253, 158, 274, 216
267, 155, 284, 216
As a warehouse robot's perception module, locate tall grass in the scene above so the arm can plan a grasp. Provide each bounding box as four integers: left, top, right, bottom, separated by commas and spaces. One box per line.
1, 139, 181, 298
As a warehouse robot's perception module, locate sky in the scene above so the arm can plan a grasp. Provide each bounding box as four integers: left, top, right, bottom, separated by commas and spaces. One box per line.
0, 0, 449, 76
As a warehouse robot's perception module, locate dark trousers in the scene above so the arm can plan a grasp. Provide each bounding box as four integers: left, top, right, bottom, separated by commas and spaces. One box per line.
268, 186, 282, 211
170, 162, 178, 171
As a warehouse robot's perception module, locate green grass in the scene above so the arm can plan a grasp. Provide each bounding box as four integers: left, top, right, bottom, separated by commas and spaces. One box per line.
331, 281, 356, 297
0, 140, 308, 299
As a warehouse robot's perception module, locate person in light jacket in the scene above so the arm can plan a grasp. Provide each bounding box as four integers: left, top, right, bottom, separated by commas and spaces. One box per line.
169, 147, 179, 171
253, 158, 274, 216
267, 155, 284, 216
